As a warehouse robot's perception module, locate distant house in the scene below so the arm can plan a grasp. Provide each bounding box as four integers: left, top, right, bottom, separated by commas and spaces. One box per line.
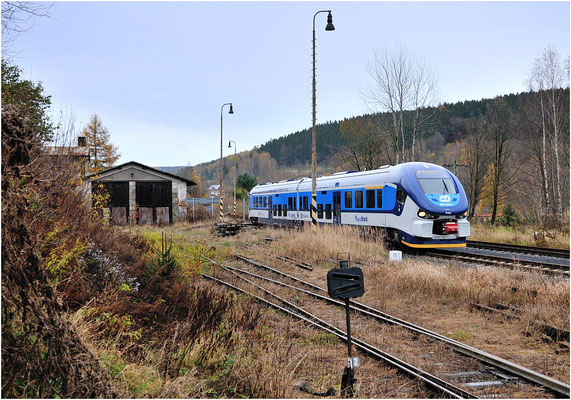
42, 136, 90, 176
208, 184, 220, 197
87, 161, 196, 225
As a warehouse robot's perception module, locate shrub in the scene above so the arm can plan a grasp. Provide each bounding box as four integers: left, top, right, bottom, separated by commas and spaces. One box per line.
499, 203, 521, 226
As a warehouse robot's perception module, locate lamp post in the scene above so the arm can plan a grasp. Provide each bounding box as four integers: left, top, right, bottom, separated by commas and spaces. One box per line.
311, 10, 335, 230
219, 102, 234, 221
228, 140, 237, 216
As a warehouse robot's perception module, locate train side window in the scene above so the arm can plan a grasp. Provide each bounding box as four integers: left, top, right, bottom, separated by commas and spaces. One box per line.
284, 203, 288, 215
377, 189, 382, 209
263, 197, 267, 208
273, 205, 277, 216
303, 196, 308, 210
355, 191, 363, 208
396, 187, 407, 205
345, 191, 352, 208
278, 204, 282, 216
293, 197, 296, 210
366, 190, 375, 208
288, 197, 293, 210
317, 204, 323, 219
325, 204, 332, 219
255, 197, 259, 207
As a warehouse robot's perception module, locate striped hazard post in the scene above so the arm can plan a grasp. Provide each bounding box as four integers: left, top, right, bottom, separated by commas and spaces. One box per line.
311, 193, 317, 230
233, 201, 236, 215
219, 193, 224, 220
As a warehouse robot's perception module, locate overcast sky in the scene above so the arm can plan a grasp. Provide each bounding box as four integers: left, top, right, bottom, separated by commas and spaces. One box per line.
6, 1, 570, 167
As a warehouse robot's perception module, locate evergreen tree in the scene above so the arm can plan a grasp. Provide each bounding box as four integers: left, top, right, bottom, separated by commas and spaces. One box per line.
236, 173, 257, 192
1, 60, 53, 141
81, 114, 120, 173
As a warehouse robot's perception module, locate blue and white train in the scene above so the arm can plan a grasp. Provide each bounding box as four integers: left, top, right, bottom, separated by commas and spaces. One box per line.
248, 162, 470, 248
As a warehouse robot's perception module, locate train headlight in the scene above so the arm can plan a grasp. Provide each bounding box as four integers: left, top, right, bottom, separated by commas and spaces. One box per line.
457, 211, 468, 219
418, 210, 438, 219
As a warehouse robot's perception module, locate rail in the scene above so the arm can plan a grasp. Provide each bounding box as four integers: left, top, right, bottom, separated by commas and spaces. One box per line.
203, 271, 476, 398
467, 240, 570, 259
228, 254, 570, 397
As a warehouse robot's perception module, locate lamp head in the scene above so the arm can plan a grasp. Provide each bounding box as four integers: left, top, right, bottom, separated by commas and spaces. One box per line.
325, 11, 335, 31
228, 141, 232, 148
229, 104, 234, 114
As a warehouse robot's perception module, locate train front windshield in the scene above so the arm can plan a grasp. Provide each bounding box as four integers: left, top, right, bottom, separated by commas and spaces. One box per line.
416, 170, 457, 194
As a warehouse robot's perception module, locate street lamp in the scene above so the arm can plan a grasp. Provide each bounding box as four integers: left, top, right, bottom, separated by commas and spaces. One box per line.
228, 140, 237, 216
311, 10, 335, 230
220, 102, 234, 221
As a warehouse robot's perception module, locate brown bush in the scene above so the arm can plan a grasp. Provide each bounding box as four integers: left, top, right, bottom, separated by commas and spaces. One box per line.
2, 105, 119, 397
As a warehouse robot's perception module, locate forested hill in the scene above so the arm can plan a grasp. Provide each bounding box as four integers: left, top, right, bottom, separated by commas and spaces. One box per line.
259, 91, 529, 166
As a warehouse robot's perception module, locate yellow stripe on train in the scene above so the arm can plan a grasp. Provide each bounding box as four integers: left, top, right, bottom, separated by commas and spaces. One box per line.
401, 240, 466, 248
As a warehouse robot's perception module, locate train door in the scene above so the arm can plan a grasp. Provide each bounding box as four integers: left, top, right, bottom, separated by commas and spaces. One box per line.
333, 191, 341, 225
268, 196, 273, 224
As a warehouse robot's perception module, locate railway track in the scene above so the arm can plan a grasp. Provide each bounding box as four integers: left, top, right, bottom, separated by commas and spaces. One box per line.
204, 267, 475, 398
467, 241, 570, 259
425, 248, 570, 277
203, 253, 570, 398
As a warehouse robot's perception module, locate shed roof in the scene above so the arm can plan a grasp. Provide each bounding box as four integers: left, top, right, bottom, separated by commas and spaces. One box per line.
88, 161, 196, 185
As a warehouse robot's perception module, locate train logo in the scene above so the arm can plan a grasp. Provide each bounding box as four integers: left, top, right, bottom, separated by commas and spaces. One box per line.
439, 195, 451, 203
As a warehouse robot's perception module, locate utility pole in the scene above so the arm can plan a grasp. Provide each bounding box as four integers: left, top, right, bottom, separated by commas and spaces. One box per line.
228, 140, 237, 216
219, 103, 234, 221
311, 10, 335, 231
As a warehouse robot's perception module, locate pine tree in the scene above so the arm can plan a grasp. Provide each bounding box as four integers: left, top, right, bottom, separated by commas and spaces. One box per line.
81, 114, 119, 173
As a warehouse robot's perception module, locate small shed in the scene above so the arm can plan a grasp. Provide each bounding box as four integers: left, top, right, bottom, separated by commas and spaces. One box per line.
88, 161, 196, 225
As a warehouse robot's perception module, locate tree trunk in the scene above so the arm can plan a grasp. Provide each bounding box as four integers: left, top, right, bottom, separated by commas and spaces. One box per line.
551, 90, 563, 218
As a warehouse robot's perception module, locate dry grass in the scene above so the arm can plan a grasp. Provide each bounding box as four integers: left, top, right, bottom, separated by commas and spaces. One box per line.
469, 222, 570, 249
363, 260, 569, 329
241, 225, 386, 266
71, 280, 309, 398
115, 223, 570, 394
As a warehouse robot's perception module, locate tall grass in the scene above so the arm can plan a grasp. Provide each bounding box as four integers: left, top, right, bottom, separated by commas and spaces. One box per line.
365, 260, 570, 329
470, 221, 570, 249
73, 284, 303, 398
244, 225, 386, 265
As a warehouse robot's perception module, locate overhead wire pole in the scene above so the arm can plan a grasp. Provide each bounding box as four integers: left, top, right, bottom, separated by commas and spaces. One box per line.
219, 102, 234, 221
311, 10, 335, 231
228, 140, 237, 216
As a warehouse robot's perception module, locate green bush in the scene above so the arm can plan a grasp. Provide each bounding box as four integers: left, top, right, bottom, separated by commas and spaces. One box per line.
499, 204, 521, 226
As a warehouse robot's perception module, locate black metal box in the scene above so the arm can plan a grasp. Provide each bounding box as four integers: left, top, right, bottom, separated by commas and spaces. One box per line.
327, 267, 365, 299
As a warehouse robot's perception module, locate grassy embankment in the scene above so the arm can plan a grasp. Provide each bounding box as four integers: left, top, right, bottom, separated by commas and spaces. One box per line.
469, 220, 570, 249
124, 223, 570, 387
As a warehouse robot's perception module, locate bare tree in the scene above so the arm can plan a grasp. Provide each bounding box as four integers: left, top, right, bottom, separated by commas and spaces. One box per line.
486, 98, 513, 225
1, 2, 52, 55
362, 44, 438, 163
339, 116, 390, 170
525, 69, 551, 216
362, 44, 409, 163
410, 58, 438, 161
462, 117, 489, 217
525, 46, 570, 218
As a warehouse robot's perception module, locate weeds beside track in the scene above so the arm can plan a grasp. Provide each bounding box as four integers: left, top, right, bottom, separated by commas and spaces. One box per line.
205, 254, 569, 398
